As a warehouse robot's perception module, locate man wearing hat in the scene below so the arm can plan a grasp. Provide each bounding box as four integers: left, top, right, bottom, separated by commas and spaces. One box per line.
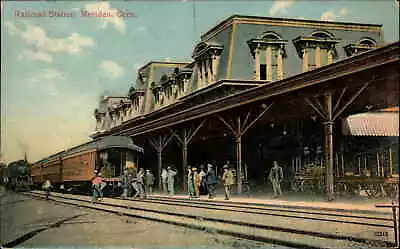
136, 168, 146, 199
187, 166, 195, 198
206, 163, 217, 199
145, 169, 155, 195
161, 168, 168, 194
167, 166, 177, 196
222, 165, 234, 200
269, 161, 284, 198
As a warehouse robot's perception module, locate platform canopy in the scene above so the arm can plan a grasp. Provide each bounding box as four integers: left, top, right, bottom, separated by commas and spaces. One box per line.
342, 108, 399, 136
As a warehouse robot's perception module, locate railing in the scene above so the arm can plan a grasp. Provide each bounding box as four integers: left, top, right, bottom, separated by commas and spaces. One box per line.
375, 201, 399, 248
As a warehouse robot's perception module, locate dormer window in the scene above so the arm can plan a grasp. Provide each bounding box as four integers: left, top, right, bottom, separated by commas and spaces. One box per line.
192, 42, 223, 88
344, 37, 377, 57
247, 32, 287, 81
152, 82, 163, 106
127, 89, 145, 116
176, 68, 193, 96
293, 31, 340, 72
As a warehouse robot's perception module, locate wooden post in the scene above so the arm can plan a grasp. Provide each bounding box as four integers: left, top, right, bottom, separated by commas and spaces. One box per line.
358, 157, 361, 175
292, 158, 295, 174
148, 134, 174, 188
335, 153, 339, 177
218, 103, 273, 194
389, 147, 393, 176
364, 155, 367, 171
236, 135, 242, 194
341, 154, 344, 177
324, 93, 334, 201
302, 83, 370, 197
182, 135, 188, 191
377, 152, 380, 177
169, 120, 206, 192
157, 150, 162, 186
381, 152, 384, 177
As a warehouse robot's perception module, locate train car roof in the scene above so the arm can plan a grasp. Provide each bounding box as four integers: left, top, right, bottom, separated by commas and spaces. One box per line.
96, 136, 144, 153
32, 136, 143, 164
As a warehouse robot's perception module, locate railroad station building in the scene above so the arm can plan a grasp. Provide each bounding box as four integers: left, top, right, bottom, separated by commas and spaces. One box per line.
91, 15, 399, 200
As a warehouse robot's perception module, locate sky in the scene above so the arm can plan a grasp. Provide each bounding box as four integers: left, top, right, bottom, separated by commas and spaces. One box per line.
1, 0, 399, 163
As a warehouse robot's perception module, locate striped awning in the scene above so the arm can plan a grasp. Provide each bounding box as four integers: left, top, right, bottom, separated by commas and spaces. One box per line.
342, 111, 399, 136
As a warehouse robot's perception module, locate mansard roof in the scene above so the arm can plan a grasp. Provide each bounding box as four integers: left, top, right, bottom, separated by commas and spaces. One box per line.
201, 14, 382, 41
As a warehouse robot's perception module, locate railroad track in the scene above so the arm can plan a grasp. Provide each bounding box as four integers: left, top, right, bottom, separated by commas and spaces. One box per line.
135, 196, 393, 227
26, 191, 395, 249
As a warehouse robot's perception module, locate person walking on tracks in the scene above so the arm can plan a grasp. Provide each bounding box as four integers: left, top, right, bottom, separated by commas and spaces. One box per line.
206, 164, 217, 199
42, 179, 52, 200
167, 166, 177, 196
269, 161, 284, 198
145, 169, 154, 195
222, 165, 234, 200
91, 172, 103, 203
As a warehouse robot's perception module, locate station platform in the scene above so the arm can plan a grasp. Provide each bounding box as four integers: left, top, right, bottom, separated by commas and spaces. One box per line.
149, 191, 397, 215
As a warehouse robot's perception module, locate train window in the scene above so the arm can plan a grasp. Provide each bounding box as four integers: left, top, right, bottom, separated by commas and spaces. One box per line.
99, 149, 123, 178
125, 151, 137, 172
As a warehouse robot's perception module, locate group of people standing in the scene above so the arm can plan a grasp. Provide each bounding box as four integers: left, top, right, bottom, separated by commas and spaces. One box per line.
187, 162, 235, 200
42, 160, 283, 204
160, 166, 177, 196
120, 168, 155, 200
91, 160, 283, 203
90, 168, 156, 203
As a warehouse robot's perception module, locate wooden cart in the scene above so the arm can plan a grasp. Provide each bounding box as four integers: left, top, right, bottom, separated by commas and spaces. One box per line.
291, 164, 325, 193
336, 175, 399, 198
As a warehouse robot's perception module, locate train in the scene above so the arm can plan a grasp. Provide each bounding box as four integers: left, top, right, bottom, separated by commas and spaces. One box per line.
30, 136, 144, 194
1, 159, 32, 191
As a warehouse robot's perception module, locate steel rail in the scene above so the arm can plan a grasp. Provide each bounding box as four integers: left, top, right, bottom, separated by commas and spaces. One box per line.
26, 191, 395, 248
146, 195, 393, 216
123, 197, 393, 227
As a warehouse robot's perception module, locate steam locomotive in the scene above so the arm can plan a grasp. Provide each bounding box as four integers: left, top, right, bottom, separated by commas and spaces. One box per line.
1, 159, 32, 191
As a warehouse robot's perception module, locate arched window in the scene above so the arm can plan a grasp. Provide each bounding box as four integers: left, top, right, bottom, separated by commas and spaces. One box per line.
344, 37, 377, 57
262, 32, 282, 40
311, 31, 333, 39
359, 38, 376, 47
